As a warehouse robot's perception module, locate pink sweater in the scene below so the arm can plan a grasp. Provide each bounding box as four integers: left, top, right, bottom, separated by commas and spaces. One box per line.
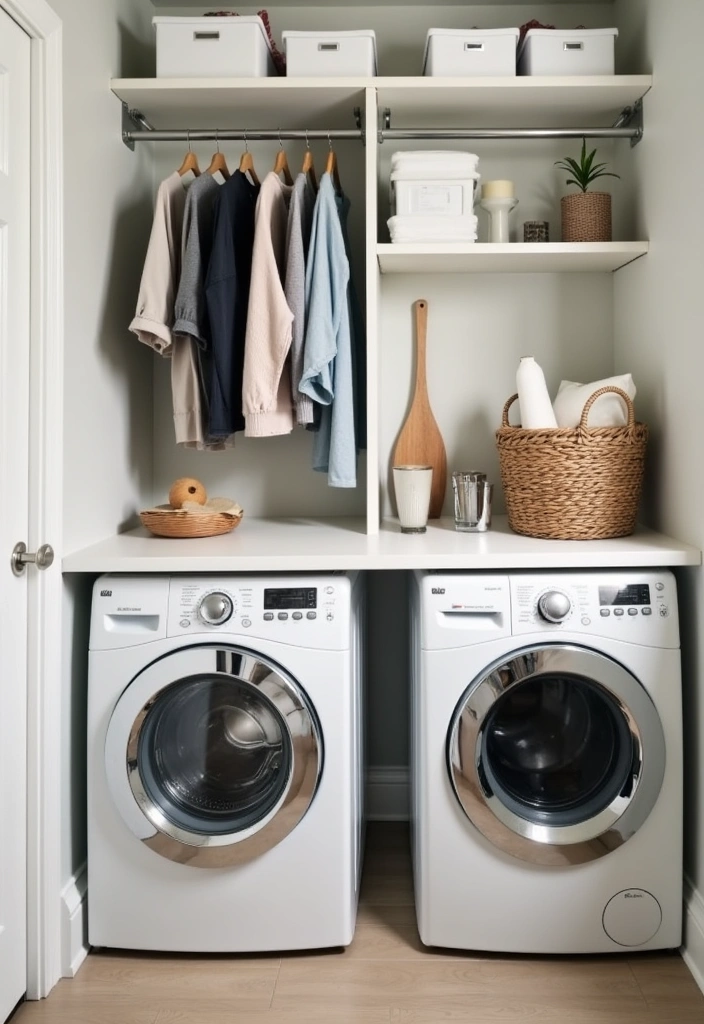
243, 173, 294, 436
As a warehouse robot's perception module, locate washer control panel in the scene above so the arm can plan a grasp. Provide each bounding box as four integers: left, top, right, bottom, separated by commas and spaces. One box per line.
510, 572, 679, 647
166, 575, 352, 650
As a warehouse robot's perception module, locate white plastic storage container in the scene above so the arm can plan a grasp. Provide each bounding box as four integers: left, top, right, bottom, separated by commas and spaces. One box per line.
153, 16, 276, 78
282, 30, 377, 77
518, 28, 618, 76
423, 28, 520, 77
392, 179, 477, 218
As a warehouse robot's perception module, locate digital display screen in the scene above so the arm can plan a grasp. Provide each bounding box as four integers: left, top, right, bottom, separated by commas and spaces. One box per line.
599, 584, 651, 606
264, 588, 317, 610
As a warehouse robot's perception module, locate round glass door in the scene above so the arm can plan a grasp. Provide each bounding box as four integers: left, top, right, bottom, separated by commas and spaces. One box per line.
448, 645, 666, 865
105, 646, 322, 867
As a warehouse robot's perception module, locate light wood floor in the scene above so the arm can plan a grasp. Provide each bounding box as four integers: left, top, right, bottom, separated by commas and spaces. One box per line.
13, 824, 704, 1024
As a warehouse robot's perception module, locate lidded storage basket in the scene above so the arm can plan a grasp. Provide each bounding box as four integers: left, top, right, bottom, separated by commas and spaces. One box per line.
495, 386, 648, 540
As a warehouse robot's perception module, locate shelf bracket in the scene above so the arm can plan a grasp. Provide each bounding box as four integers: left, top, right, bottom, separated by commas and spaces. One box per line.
615, 98, 644, 147
354, 105, 366, 147
379, 107, 391, 144
121, 103, 155, 150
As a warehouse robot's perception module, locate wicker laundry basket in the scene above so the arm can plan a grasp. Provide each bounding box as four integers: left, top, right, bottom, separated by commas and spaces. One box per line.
495, 386, 648, 540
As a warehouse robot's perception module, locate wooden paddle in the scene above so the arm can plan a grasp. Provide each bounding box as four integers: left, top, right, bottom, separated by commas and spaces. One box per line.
392, 299, 447, 519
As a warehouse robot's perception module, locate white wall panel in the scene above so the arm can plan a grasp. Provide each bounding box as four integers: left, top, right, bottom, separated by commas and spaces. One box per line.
613, 0, 704, 980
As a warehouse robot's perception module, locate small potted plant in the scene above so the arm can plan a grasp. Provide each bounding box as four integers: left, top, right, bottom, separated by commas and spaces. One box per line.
555, 138, 620, 242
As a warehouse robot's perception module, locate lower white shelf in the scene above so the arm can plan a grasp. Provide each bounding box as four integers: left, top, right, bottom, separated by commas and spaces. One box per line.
62, 515, 701, 573
377, 242, 649, 275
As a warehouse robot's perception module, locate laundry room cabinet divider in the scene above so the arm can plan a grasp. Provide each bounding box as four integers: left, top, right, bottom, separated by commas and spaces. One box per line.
62, 71, 701, 573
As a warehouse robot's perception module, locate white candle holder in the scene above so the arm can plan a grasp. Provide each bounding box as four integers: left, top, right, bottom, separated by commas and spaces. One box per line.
480, 196, 519, 243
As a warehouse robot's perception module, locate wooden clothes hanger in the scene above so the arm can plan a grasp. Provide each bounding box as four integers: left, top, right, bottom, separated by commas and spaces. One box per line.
239, 131, 260, 186
206, 131, 230, 180
325, 134, 342, 195
273, 131, 294, 186
177, 131, 201, 178
301, 130, 317, 192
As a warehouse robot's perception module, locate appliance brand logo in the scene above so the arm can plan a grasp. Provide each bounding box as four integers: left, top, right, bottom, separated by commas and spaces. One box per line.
100, 590, 112, 597
624, 892, 643, 899
432, 587, 445, 595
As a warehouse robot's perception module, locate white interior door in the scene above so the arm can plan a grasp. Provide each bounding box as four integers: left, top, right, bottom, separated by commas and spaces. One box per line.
0, 8, 30, 1020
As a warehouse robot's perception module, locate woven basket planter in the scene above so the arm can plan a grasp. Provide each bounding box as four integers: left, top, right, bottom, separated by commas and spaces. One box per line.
496, 386, 647, 541
561, 192, 612, 242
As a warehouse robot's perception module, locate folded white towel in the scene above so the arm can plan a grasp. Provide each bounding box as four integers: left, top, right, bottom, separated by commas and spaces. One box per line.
388, 214, 478, 243
553, 374, 637, 428
391, 166, 481, 183
391, 150, 480, 181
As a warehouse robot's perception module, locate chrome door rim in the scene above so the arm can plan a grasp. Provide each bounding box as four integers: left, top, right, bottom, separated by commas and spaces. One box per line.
106, 645, 322, 867
447, 644, 666, 865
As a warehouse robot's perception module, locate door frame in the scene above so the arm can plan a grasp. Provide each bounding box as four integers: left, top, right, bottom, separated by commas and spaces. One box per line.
0, 0, 64, 1000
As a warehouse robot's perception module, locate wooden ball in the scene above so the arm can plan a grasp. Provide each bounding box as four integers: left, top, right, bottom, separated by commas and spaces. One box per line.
169, 477, 207, 509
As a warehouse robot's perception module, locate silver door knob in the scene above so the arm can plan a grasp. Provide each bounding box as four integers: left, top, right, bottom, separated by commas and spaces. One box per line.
11, 542, 55, 577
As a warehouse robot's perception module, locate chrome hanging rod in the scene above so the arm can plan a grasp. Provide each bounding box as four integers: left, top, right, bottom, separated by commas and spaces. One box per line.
123, 127, 364, 143
379, 126, 640, 141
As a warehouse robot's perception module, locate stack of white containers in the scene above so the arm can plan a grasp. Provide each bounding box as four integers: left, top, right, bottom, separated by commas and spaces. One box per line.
387, 152, 480, 244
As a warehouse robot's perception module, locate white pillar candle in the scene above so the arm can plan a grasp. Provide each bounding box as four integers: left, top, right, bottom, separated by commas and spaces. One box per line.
481, 180, 515, 200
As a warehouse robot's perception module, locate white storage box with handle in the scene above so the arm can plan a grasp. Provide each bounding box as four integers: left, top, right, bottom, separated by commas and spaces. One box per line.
423, 28, 520, 77
282, 30, 377, 77
153, 16, 276, 78
392, 179, 478, 217
518, 28, 618, 76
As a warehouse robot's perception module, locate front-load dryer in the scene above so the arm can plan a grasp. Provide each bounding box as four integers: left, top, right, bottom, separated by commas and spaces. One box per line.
411, 570, 682, 953
88, 572, 364, 952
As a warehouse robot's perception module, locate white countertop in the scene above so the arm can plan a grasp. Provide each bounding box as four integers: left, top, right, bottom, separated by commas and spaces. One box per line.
62, 515, 701, 573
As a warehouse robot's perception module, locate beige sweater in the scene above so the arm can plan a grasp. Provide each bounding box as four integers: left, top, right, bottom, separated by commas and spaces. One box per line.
243, 173, 294, 437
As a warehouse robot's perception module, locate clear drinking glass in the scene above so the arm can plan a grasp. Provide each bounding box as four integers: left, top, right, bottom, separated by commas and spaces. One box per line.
453, 471, 493, 532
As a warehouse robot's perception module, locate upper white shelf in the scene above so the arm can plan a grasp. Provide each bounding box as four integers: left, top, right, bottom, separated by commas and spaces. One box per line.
112, 75, 652, 132
112, 78, 369, 130
372, 76, 651, 128
377, 242, 649, 275
62, 516, 701, 573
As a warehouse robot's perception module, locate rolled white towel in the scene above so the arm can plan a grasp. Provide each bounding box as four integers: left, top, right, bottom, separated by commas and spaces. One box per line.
553, 374, 636, 428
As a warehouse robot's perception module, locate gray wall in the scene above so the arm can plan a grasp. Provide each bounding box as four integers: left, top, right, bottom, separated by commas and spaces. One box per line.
52, 0, 155, 884
614, 0, 704, 902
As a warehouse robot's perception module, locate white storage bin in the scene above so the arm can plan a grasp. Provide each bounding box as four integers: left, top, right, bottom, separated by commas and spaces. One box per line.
282, 30, 377, 77
153, 16, 276, 78
423, 28, 520, 77
392, 179, 477, 218
518, 28, 618, 76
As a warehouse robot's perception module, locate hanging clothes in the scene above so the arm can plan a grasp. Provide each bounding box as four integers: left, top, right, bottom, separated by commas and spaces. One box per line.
284, 172, 316, 426
129, 171, 186, 354
299, 173, 356, 488
242, 171, 294, 437
205, 170, 260, 438
171, 172, 226, 450
336, 187, 367, 452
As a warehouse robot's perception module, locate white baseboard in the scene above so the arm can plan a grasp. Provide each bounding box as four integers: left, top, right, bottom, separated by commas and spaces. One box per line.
365, 766, 409, 821
682, 876, 704, 995
60, 863, 88, 978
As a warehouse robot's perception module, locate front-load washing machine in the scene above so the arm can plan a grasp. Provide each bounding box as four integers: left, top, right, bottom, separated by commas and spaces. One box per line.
88, 572, 364, 952
411, 570, 682, 953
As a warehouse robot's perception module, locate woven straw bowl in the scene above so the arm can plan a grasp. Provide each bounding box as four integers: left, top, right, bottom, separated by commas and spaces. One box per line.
496, 386, 648, 541
139, 506, 243, 539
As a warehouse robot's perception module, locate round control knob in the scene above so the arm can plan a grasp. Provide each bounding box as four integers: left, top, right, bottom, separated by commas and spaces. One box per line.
198, 592, 233, 626
538, 590, 572, 623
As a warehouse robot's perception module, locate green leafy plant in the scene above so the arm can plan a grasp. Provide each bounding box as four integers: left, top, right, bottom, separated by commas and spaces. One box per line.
555, 138, 620, 193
